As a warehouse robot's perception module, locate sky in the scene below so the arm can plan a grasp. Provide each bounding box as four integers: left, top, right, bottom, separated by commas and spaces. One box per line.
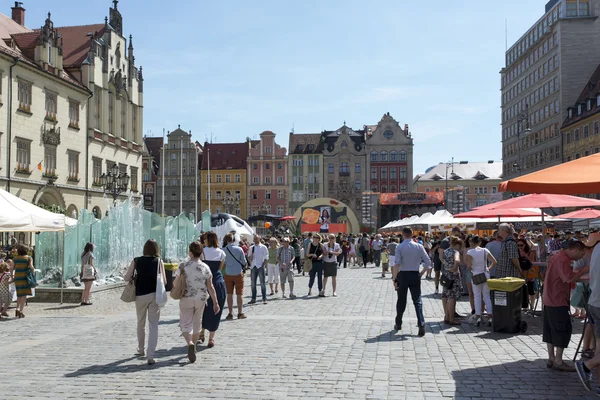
21, 0, 548, 175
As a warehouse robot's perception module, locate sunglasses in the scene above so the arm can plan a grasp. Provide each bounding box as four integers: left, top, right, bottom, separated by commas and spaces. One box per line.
517, 244, 525, 248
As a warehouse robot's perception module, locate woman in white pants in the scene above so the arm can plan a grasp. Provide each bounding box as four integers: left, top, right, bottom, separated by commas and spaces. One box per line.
466, 236, 497, 327
267, 238, 280, 295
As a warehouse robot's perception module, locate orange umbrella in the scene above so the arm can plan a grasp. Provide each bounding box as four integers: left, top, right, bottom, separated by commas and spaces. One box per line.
473, 193, 600, 210
454, 208, 548, 219
556, 208, 600, 219
499, 153, 600, 194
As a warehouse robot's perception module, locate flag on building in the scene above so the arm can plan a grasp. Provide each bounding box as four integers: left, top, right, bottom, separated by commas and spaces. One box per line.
37, 161, 42, 171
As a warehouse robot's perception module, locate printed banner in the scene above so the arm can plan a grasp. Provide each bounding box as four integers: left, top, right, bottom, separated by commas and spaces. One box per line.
301, 206, 348, 234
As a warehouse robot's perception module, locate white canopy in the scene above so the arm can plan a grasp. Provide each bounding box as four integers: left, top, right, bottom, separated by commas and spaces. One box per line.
0, 188, 76, 232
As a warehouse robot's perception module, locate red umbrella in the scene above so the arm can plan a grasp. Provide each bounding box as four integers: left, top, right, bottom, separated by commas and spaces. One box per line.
556, 208, 600, 219
475, 193, 600, 210
454, 208, 548, 219
279, 216, 297, 221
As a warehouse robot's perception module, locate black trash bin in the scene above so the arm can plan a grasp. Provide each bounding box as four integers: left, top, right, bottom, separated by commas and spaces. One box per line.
488, 278, 528, 334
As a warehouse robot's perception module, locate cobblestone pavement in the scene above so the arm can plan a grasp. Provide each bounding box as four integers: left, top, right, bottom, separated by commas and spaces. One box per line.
1, 264, 597, 399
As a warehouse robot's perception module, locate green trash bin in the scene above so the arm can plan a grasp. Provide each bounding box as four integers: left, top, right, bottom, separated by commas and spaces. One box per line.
488, 278, 528, 334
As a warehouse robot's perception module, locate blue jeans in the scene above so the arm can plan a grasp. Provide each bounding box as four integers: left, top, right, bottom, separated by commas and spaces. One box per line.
373, 249, 382, 267
308, 261, 323, 292
250, 267, 266, 301
395, 271, 425, 327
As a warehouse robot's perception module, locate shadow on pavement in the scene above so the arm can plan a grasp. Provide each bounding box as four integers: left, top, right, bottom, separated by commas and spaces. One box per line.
364, 330, 410, 343
43, 305, 81, 311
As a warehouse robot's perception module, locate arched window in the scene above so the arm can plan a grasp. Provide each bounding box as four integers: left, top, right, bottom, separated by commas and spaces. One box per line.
371, 186, 378, 192
390, 185, 397, 193
400, 150, 407, 161
390, 151, 397, 161
381, 186, 387, 193
370, 151, 378, 162
380, 151, 388, 162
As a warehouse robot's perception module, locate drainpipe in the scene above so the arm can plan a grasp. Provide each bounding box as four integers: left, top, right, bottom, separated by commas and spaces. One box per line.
6, 56, 18, 193
84, 90, 93, 210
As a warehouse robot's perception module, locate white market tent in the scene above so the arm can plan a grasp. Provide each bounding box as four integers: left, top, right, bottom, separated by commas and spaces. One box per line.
0, 188, 76, 232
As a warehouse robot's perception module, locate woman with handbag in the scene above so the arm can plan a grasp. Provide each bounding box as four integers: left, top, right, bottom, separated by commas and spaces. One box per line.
174, 241, 220, 363
466, 236, 497, 327
307, 234, 325, 296
124, 239, 166, 365
199, 231, 227, 348
441, 237, 463, 326
12, 245, 34, 319
80, 243, 96, 306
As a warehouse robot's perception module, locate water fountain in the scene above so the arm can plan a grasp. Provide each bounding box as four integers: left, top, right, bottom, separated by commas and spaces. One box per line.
34, 199, 198, 288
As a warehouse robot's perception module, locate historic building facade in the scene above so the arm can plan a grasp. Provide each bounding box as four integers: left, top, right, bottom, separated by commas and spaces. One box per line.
0, 1, 143, 219
413, 161, 503, 213
365, 113, 414, 194
247, 131, 288, 217
562, 63, 600, 163
287, 133, 324, 215
322, 125, 368, 221
141, 137, 160, 212
153, 127, 201, 218
200, 142, 248, 217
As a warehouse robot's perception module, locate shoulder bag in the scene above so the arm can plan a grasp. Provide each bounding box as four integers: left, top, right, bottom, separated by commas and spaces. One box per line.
304, 245, 313, 273
120, 259, 137, 303
170, 264, 187, 300
440, 273, 454, 289
226, 246, 247, 273
26, 257, 37, 288
155, 259, 168, 307
471, 250, 488, 285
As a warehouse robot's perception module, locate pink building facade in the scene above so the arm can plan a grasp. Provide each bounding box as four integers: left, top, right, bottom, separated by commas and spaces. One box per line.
247, 131, 289, 217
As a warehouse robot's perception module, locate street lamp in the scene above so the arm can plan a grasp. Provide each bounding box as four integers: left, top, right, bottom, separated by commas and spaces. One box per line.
101, 164, 130, 206
516, 104, 531, 177
223, 192, 240, 215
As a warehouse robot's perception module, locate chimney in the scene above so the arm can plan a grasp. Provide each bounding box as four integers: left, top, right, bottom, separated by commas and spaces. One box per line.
11, 2, 25, 26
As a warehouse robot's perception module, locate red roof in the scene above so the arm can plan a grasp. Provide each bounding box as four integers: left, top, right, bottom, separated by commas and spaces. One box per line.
144, 137, 163, 166
56, 24, 105, 67
201, 142, 249, 170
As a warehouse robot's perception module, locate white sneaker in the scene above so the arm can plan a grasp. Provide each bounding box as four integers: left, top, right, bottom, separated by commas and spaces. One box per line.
290, 293, 297, 299
333, 292, 337, 297
282, 293, 287, 299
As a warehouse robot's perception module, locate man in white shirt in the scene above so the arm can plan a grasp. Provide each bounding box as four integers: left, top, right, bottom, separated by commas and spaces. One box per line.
372, 234, 384, 268
248, 235, 269, 305
394, 227, 432, 337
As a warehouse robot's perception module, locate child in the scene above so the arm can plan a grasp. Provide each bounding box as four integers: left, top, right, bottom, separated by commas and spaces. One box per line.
381, 242, 389, 278
0, 262, 13, 318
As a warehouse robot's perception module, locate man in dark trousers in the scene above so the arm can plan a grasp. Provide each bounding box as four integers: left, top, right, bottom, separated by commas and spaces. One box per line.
393, 227, 432, 336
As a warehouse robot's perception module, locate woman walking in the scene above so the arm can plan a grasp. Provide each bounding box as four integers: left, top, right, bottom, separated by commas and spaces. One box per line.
199, 231, 227, 348
267, 238, 280, 295
466, 236, 496, 326
442, 237, 463, 326
80, 243, 96, 306
307, 234, 324, 296
348, 236, 357, 267
124, 239, 166, 365
322, 234, 341, 297
0, 262, 13, 318
13, 245, 34, 318
177, 241, 220, 363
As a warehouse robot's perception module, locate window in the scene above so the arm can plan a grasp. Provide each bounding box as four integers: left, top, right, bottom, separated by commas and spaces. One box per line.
579, 0, 590, 16
492, 187, 498, 194
216, 174, 222, 182
355, 163, 361, 173
17, 81, 31, 111
225, 174, 231, 183
68, 151, 79, 180
595, 122, 599, 135
132, 106, 137, 141
68, 100, 80, 128
94, 87, 102, 129
380, 151, 388, 162
400, 185, 407, 192
207, 174, 211, 183
399, 151, 407, 161
265, 190, 271, 200
566, 132, 571, 144
277, 205, 284, 216
381, 168, 387, 179
575, 129, 580, 141
253, 163, 258, 170
277, 176, 283, 184
390, 151, 397, 161
371, 167, 377, 180
476, 200, 488, 208
253, 177, 259, 184
400, 168, 407, 180
584, 125, 589, 138
390, 168, 397, 179
355, 180, 361, 190
328, 163, 334, 174
278, 190, 284, 200
277, 163, 282, 169
425, 187, 430, 192
578, 104, 582, 115
232, 174, 240, 183
265, 176, 271, 184
16, 139, 30, 171
265, 146, 271, 154
340, 162, 349, 175
381, 186, 387, 193
383, 130, 393, 139
108, 93, 115, 134
120, 98, 126, 139
130, 166, 138, 191
44, 145, 57, 176
435, 187, 440, 192
216, 191, 222, 200
370, 151, 378, 162
252, 191, 257, 200
93, 158, 102, 184
371, 186, 378, 192
265, 163, 270, 170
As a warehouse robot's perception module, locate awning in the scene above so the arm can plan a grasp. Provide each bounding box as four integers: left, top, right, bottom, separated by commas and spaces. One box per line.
380, 192, 444, 206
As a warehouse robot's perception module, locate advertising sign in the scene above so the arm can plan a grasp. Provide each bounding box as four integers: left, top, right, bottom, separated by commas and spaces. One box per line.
301, 205, 348, 233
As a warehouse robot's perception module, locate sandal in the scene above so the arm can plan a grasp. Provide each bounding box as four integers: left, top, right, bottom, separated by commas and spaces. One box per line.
553, 362, 576, 372
207, 339, 215, 348
225, 314, 234, 321
546, 360, 554, 369
198, 332, 205, 344
448, 321, 461, 326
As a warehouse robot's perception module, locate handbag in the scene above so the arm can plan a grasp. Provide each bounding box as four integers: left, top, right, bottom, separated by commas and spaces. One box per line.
303, 257, 313, 273
82, 264, 96, 280
155, 260, 168, 308
472, 250, 488, 285
121, 279, 136, 302
26, 268, 37, 288
440, 274, 453, 289
519, 256, 533, 271
170, 264, 187, 300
